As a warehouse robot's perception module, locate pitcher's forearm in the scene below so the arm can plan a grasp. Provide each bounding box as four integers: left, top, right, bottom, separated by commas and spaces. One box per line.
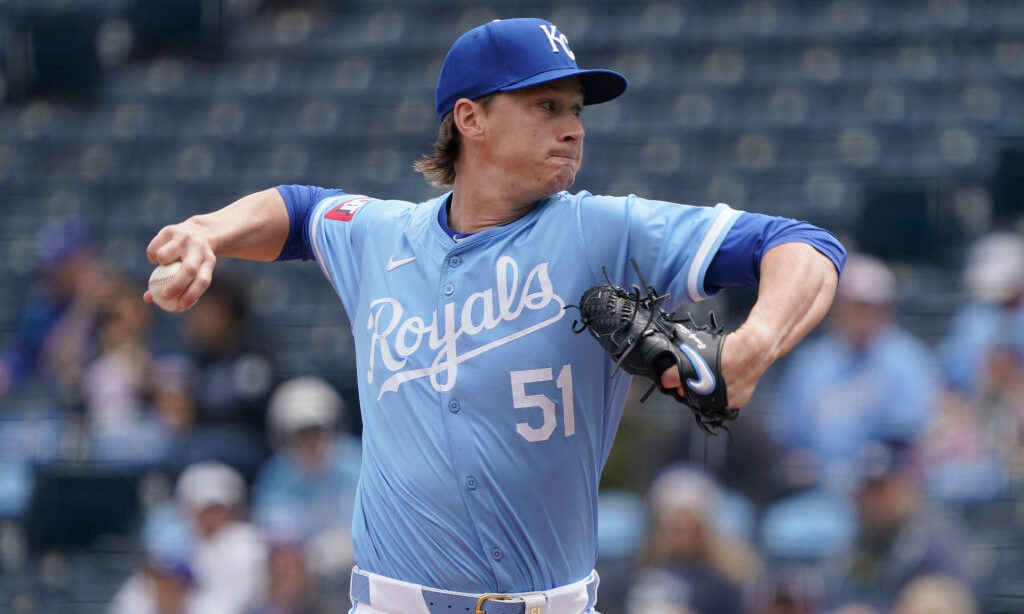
144, 188, 291, 311
742, 241, 839, 363
179, 188, 290, 262
721, 242, 839, 406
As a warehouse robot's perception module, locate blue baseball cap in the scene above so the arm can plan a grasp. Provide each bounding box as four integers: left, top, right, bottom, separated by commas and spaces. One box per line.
434, 18, 628, 120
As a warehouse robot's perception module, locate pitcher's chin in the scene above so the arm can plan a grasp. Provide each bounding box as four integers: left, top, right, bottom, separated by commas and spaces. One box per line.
549, 167, 578, 193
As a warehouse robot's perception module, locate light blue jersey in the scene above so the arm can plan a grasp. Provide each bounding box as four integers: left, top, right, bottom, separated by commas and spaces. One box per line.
282, 188, 740, 591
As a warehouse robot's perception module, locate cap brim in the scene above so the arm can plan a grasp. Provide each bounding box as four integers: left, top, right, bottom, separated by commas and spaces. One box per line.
499, 67, 627, 106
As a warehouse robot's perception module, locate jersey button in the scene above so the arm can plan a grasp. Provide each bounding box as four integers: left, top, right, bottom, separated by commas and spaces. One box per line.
448, 255, 461, 268
491, 549, 503, 561
465, 476, 477, 490
443, 282, 455, 295
448, 400, 460, 413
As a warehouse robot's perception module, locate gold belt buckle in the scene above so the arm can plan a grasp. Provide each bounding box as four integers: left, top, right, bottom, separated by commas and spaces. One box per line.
474, 593, 511, 614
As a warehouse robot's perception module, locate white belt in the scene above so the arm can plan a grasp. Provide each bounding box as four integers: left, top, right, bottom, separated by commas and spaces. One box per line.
349, 567, 600, 614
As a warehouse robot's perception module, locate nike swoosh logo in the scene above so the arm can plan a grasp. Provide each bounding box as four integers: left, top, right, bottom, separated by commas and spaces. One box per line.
678, 344, 716, 395
386, 255, 417, 272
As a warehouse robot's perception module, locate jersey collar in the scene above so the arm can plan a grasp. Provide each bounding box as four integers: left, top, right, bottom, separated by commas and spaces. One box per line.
432, 192, 563, 246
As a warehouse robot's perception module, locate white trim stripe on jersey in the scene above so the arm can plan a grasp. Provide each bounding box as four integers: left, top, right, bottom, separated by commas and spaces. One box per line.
310, 194, 358, 293
686, 204, 741, 303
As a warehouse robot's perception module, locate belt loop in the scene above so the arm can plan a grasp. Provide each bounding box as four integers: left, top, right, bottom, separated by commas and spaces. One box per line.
350, 568, 371, 605
521, 593, 547, 614
587, 570, 599, 609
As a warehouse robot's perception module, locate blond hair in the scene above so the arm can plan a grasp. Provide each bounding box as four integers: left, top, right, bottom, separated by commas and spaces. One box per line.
413, 94, 496, 187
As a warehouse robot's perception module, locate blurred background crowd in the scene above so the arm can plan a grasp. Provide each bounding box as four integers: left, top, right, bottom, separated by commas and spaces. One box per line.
1, 0, 1023, 613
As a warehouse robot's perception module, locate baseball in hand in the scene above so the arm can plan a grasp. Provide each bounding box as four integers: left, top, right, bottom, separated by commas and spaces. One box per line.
148, 261, 183, 311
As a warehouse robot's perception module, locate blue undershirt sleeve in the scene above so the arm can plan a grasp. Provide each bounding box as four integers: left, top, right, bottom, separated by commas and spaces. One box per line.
704, 213, 846, 294
274, 184, 346, 261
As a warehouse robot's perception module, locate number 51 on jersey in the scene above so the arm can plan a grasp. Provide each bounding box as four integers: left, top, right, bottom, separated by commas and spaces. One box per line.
510, 365, 575, 442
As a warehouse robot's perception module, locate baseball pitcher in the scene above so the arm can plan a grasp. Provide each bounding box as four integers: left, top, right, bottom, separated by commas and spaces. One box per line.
145, 18, 845, 614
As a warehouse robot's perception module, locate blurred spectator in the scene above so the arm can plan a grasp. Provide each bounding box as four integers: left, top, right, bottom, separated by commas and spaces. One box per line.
80, 277, 153, 432
823, 441, 976, 613
750, 563, 833, 614
178, 461, 267, 614
80, 277, 175, 463
753, 489, 853, 614
0, 220, 116, 403
938, 232, 1024, 398
625, 464, 759, 614
109, 561, 193, 614
259, 541, 316, 614
769, 253, 939, 493
163, 276, 279, 478
150, 355, 200, 437
110, 461, 268, 614
980, 343, 1024, 487
109, 501, 193, 614
891, 574, 979, 614
921, 387, 1015, 504
253, 376, 361, 610
929, 233, 1024, 498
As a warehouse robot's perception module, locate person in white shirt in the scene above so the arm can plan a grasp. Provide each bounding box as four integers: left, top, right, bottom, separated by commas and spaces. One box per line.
110, 461, 267, 614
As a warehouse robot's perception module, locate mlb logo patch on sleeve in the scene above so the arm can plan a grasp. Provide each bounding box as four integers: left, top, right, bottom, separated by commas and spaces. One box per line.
325, 196, 372, 221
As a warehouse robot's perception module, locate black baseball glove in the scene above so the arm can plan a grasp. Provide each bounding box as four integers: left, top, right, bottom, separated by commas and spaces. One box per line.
568, 260, 738, 434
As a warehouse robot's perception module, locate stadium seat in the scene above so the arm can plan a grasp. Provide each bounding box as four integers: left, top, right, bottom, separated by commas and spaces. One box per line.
759, 489, 856, 562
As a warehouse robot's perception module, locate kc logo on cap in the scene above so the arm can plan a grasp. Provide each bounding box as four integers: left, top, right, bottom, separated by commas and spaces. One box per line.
433, 18, 627, 120
538, 23, 575, 60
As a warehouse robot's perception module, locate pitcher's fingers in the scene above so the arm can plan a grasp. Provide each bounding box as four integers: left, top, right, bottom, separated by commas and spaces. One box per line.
143, 290, 154, 304
660, 366, 681, 391
174, 259, 215, 312
152, 232, 190, 267
147, 226, 181, 265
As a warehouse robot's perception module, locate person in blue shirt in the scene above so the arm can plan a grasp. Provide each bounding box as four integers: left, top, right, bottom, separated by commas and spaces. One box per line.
0, 220, 113, 401
937, 232, 1024, 398
254, 377, 362, 586
143, 17, 844, 614
930, 232, 1024, 502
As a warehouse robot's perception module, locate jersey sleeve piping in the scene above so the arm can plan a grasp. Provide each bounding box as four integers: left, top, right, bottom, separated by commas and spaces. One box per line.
687, 204, 742, 302
572, 194, 604, 285
308, 195, 348, 294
